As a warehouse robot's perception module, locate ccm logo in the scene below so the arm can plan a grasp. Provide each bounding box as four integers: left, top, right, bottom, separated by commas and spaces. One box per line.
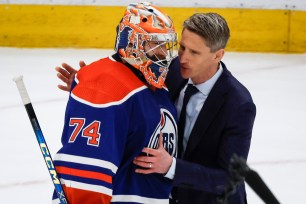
40, 143, 60, 184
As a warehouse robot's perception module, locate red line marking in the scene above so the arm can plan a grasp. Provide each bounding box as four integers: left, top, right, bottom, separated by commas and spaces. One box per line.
0, 179, 49, 189
0, 97, 66, 111
250, 159, 306, 166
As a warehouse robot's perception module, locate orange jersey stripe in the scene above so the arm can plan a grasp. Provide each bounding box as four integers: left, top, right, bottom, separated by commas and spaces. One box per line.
56, 166, 112, 184
63, 185, 112, 204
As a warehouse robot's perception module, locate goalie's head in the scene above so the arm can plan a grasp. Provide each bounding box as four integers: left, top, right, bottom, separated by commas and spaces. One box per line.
115, 2, 178, 88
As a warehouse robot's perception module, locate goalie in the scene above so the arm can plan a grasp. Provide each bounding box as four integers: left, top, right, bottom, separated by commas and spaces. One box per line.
52, 2, 178, 204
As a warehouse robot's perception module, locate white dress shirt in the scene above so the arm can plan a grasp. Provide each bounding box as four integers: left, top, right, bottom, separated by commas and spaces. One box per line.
165, 65, 223, 179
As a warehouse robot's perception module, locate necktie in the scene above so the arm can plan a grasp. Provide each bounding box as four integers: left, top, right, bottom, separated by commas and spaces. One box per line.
177, 84, 198, 158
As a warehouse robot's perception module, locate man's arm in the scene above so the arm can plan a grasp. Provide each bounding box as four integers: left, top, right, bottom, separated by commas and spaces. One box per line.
133, 101, 256, 195
56, 61, 85, 91
173, 101, 256, 194
133, 134, 173, 175
133, 144, 229, 195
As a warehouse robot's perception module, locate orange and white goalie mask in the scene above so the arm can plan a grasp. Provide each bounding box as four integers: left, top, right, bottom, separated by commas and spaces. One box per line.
115, 2, 178, 89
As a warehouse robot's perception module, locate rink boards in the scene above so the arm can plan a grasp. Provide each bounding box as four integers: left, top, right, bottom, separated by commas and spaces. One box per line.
0, 4, 305, 53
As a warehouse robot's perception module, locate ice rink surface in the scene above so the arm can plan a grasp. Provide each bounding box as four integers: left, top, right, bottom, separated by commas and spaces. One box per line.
1, 47, 306, 203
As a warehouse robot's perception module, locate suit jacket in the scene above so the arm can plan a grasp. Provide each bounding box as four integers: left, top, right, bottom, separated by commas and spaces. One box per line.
165, 57, 256, 204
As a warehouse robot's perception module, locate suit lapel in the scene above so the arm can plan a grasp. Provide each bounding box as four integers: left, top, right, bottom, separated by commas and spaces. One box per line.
184, 62, 231, 158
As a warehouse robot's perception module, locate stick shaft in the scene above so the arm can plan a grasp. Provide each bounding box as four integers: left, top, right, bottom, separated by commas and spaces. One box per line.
13, 76, 68, 204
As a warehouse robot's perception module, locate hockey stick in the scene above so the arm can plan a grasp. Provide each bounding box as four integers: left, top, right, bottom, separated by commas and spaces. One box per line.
218, 154, 280, 204
13, 75, 68, 204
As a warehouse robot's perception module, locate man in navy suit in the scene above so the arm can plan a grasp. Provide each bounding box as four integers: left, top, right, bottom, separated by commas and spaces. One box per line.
133, 13, 256, 204
56, 12, 256, 204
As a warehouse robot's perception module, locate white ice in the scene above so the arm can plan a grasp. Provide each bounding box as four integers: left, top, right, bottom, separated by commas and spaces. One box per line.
0, 47, 305, 203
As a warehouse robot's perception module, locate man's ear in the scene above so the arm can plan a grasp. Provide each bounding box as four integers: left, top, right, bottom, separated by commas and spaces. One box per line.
214, 49, 225, 61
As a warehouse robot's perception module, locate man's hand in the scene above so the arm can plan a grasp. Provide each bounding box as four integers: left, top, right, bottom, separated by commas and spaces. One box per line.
133, 134, 173, 174
56, 61, 86, 92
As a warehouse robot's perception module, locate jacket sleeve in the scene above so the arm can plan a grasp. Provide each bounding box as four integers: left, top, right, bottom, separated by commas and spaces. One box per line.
173, 101, 256, 195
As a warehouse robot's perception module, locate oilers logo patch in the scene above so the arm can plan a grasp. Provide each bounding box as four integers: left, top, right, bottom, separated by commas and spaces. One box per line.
147, 108, 177, 157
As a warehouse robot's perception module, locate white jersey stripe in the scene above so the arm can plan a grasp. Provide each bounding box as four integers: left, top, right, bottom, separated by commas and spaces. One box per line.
70, 85, 147, 108
112, 195, 169, 204
60, 178, 112, 196
54, 153, 118, 174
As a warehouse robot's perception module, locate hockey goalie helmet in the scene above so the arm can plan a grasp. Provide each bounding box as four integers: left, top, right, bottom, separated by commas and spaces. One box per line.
115, 2, 178, 88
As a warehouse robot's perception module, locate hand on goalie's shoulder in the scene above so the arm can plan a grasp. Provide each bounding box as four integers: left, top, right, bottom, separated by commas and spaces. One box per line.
56, 61, 84, 92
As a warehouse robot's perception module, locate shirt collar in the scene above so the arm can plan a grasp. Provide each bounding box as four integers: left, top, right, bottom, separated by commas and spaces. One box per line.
188, 64, 223, 96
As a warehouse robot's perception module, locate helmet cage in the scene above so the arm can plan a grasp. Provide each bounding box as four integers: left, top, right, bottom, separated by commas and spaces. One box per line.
120, 33, 178, 88
139, 33, 178, 68
124, 33, 178, 65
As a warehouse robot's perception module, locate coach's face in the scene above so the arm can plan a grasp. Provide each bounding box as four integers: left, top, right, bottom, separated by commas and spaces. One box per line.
178, 28, 224, 84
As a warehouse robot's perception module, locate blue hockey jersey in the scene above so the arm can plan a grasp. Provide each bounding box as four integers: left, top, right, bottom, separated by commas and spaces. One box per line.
52, 55, 178, 204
